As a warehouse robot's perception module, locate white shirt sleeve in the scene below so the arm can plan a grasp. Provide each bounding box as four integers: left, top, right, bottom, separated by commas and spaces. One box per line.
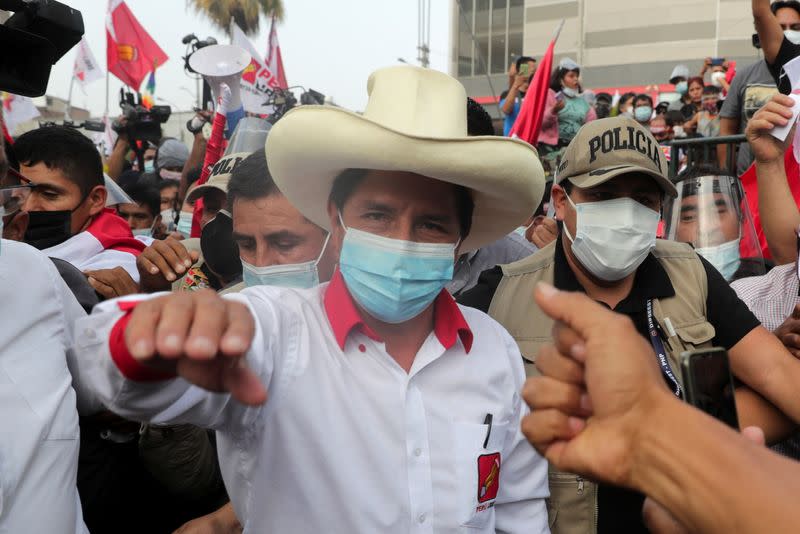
71, 289, 290, 432
493, 327, 551, 534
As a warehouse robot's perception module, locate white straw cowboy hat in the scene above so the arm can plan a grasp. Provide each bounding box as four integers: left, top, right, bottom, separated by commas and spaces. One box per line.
265, 65, 545, 252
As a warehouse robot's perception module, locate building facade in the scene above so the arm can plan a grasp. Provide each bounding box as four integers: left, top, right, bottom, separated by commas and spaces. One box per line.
451, 0, 762, 118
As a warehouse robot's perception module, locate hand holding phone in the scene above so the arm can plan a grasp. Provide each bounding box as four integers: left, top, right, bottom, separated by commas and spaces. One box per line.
680, 348, 739, 429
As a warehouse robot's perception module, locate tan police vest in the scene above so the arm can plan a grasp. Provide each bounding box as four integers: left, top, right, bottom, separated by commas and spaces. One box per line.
488, 238, 716, 534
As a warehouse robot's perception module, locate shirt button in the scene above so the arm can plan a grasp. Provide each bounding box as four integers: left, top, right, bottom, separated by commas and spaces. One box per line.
418, 513, 426, 523
414, 448, 422, 457
358, 344, 366, 353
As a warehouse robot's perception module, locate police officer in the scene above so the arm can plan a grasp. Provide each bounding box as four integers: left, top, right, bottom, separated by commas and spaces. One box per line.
465, 116, 800, 534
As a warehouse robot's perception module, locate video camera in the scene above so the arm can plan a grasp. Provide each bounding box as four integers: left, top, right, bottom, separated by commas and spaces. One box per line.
265, 87, 326, 124
0, 0, 83, 96
112, 89, 171, 144
39, 119, 106, 132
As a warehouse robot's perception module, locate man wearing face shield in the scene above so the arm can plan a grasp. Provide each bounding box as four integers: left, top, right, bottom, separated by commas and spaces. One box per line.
664, 166, 767, 282
482, 115, 800, 534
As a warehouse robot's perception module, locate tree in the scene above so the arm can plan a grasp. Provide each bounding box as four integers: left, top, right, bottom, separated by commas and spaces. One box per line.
187, 0, 284, 37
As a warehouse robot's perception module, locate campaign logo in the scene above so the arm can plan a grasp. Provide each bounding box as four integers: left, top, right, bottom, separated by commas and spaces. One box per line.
477, 453, 501, 503
117, 44, 137, 62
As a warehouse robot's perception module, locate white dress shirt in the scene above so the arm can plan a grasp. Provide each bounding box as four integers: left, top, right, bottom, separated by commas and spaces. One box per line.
0, 240, 91, 534
74, 272, 550, 533
731, 263, 798, 331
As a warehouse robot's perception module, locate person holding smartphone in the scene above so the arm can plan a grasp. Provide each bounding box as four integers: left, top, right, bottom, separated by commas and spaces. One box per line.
500, 55, 536, 136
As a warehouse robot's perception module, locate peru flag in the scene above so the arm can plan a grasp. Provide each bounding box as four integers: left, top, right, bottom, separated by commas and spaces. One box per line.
106, 0, 168, 90
265, 15, 288, 89
42, 209, 146, 282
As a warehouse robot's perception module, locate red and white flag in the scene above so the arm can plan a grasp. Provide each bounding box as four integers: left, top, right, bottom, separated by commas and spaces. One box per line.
1, 92, 40, 135
265, 15, 288, 89
73, 37, 104, 91
510, 20, 564, 144
231, 23, 272, 115
106, 0, 168, 90
42, 208, 146, 282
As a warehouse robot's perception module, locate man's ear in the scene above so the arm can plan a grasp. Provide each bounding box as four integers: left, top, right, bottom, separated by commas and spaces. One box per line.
327, 199, 345, 257
87, 185, 108, 216
551, 184, 567, 222
3, 210, 28, 241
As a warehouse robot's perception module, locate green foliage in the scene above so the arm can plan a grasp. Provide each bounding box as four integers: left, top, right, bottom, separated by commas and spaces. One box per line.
187, 0, 284, 36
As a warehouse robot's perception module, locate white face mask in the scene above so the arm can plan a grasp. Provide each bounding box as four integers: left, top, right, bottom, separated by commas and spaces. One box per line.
563, 195, 660, 282
673, 125, 686, 138
695, 238, 741, 281
242, 233, 330, 289
785, 29, 800, 45
562, 87, 579, 98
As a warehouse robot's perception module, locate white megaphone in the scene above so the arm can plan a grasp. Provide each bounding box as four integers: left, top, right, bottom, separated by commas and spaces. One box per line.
189, 44, 251, 113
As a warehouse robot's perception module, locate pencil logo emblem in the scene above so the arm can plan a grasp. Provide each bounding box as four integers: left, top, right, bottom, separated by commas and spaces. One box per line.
477, 453, 501, 503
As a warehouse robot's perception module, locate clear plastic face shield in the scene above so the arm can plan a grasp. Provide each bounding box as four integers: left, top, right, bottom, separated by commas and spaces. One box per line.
663, 174, 765, 281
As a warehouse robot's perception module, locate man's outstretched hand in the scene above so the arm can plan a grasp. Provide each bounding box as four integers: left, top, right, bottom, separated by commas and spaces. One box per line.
124, 289, 267, 406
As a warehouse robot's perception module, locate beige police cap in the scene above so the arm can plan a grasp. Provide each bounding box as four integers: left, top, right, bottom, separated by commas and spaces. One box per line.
554, 116, 677, 197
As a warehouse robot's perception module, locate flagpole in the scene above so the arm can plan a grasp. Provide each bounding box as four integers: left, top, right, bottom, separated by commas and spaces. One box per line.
65, 75, 75, 121
104, 68, 110, 118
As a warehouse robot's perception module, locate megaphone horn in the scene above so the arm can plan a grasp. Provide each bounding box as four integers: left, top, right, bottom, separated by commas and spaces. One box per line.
189, 44, 251, 112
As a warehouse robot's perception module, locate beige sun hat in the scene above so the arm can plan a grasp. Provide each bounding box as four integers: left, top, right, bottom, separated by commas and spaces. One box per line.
186, 151, 251, 203
264, 65, 545, 252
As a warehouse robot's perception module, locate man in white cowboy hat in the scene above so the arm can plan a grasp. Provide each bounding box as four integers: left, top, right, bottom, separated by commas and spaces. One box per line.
71, 65, 550, 533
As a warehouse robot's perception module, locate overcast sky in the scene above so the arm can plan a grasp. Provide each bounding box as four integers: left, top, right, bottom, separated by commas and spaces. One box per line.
46, 0, 451, 117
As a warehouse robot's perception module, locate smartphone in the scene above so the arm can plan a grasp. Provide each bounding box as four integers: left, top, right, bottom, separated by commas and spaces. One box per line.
555, 91, 564, 102
711, 57, 725, 67
518, 63, 529, 77
680, 348, 739, 429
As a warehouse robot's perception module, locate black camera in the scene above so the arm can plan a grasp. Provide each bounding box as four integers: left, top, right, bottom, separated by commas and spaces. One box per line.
0, 0, 84, 96
112, 89, 171, 144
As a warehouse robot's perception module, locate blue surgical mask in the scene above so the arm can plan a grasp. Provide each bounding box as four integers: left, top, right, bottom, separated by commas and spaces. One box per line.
132, 228, 152, 237
634, 106, 653, 123
675, 81, 688, 95
177, 211, 193, 239
695, 238, 741, 281
144, 160, 155, 173
242, 234, 330, 289
338, 214, 458, 324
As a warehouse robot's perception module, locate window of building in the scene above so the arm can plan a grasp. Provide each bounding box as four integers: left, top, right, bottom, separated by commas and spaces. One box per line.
457, 0, 524, 78
457, 0, 473, 76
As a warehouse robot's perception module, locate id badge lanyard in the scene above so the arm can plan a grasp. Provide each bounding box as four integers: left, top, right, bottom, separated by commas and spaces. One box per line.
646, 299, 682, 398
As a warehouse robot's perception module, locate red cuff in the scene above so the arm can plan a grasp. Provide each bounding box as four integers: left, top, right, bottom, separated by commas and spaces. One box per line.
109, 303, 177, 382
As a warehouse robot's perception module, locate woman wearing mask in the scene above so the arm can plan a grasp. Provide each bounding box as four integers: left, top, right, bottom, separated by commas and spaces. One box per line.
632, 94, 654, 125
614, 92, 636, 118
549, 57, 596, 146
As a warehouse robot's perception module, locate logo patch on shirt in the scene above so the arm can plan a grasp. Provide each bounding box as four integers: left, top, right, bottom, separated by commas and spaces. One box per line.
477, 452, 501, 503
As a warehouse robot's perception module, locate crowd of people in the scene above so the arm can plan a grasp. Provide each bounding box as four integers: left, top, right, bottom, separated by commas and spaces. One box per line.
500, 0, 800, 182
7, 0, 800, 533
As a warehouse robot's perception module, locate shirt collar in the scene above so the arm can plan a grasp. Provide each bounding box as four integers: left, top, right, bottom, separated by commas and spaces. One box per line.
554, 233, 675, 311
323, 270, 473, 353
